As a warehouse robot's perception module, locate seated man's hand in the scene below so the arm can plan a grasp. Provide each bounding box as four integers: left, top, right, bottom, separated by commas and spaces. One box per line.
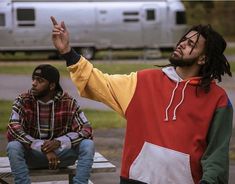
46, 151, 60, 170
41, 139, 61, 153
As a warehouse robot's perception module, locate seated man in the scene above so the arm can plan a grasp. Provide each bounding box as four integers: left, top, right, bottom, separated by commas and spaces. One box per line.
6, 64, 95, 184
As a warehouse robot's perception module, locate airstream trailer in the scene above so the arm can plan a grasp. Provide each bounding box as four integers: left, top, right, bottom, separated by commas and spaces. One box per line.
0, 0, 187, 59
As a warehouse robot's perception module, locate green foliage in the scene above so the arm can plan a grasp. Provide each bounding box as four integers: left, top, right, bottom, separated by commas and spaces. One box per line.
183, 1, 235, 41
186, 1, 214, 10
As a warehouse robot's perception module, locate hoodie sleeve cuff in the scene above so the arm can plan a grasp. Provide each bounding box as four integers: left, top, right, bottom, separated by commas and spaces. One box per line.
55, 135, 72, 151
30, 139, 44, 152
61, 48, 81, 67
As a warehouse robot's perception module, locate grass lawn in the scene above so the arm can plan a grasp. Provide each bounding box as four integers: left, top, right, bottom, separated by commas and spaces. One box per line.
0, 100, 12, 132
0, 62, 159, 76
0, 60, 235, 76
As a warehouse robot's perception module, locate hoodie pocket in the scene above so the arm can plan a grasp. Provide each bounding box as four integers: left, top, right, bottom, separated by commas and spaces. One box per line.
129, 142, 194, 184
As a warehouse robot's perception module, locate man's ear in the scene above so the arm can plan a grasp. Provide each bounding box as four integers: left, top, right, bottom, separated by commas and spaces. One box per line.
198, 55, 206, 65
49, 83, 56, 91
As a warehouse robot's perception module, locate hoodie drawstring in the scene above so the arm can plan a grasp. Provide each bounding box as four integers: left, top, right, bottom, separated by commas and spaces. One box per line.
36, 101, 41, 139
50, 101, 55, 139
164, 81, 179, 121
172, 80, 190, 120
164, 80, 190, 121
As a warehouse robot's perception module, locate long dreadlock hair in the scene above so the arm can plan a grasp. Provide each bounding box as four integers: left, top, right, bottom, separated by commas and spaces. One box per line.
189, 25, 232, 92
175, 25, 232, 93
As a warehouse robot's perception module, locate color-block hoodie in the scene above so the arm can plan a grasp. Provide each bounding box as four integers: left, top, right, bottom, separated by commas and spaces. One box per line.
63, 49, 233, 184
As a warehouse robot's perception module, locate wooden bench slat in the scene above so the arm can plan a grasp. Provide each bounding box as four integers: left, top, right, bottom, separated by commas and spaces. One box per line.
68, 162, 116, 173
91, 162, 116, 173
0, 152, 109, 168
0, 158, 10, 167
93, 152, 108, 163
0, 168, 11, 176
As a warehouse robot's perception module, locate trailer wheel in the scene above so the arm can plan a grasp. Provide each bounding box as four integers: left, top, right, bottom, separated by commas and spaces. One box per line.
79, 47, 95, 60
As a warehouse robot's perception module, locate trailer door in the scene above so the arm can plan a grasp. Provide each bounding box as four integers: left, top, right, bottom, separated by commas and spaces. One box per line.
12, 5, 37, 49
141, 5, 161, 48
0, 1, 13, 49
95, 3, 143, 49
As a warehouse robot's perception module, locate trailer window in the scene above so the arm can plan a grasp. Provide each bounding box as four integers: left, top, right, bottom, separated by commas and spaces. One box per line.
123, 11, 139, 23
16, 8, 35, 27
176, 11, 186, 25
146, 9, 155, 21
123, 12, 139, 16
0, 13, 5, 26
17, 8, 35, 21
123, 19, 139, 23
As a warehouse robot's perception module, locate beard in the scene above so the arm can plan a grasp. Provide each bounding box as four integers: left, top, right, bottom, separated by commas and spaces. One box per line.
169, 53, 199, 67
31, 86, 51, 99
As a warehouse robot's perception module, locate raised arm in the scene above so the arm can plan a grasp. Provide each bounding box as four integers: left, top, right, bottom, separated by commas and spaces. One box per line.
51, 16, 71, 54
50, 17, 137, 117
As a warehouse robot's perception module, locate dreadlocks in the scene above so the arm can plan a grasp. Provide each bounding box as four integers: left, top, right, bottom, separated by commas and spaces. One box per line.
184, 24, 232, 92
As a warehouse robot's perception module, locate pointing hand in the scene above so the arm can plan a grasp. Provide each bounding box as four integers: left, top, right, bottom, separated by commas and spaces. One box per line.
51, 16, 71, 54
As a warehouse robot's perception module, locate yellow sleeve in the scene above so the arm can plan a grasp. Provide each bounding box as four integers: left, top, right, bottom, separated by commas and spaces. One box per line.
67, 56, 137, 117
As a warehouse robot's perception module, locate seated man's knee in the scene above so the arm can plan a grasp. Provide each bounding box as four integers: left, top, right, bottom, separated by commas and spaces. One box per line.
7, 141, 24, 154
79, 139, 95, 156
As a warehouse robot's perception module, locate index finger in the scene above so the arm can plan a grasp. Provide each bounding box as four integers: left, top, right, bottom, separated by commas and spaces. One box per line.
50, 16, 58, 25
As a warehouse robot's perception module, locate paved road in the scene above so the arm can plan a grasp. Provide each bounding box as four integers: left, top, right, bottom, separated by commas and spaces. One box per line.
0, 74, 110, 110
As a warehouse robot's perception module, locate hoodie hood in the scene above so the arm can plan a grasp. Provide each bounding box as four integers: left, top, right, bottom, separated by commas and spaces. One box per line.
162, 66, 183, 82
162, 66, 202, 85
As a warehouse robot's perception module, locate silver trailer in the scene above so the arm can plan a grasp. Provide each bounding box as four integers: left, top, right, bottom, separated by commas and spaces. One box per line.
0, 0, 187, 59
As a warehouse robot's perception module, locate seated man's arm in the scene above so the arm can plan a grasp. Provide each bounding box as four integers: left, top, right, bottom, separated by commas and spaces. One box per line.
7, 95, 44, 151
55, 99, 92, 150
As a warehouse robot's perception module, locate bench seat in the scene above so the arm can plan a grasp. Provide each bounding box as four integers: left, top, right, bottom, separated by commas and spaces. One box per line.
0, 152, 116, 184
